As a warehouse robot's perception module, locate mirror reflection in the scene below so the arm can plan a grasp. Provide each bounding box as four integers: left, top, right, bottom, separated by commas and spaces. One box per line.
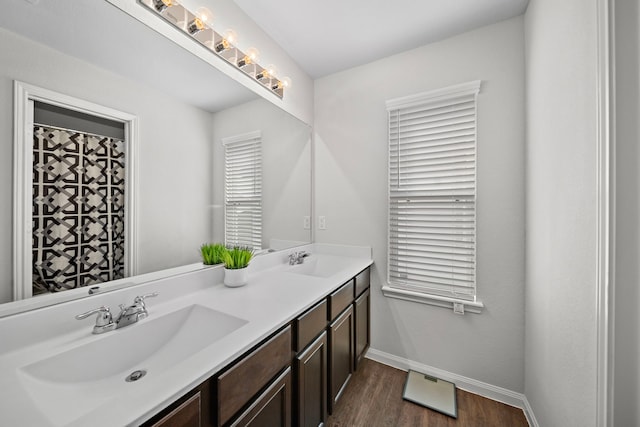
0, 0, 311, 311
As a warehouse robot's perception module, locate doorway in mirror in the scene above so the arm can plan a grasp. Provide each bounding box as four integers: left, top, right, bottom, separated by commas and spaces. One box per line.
13, 81, 139, 301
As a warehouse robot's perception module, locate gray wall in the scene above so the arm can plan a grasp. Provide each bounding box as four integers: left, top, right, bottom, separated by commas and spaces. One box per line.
0, 28, 214, 303
313, 16, 526, 393
524, 0, 599, 425
613, 0, 640, 424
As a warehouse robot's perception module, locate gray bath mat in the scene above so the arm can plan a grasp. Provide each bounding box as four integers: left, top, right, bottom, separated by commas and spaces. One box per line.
402, 370, 458, 418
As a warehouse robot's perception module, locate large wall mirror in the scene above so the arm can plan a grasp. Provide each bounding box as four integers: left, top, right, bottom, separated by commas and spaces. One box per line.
0, 0, 311, 314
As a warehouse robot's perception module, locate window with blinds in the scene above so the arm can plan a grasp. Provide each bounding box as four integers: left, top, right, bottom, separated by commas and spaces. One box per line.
223, 131, 262, 250
386, 81, 481, 301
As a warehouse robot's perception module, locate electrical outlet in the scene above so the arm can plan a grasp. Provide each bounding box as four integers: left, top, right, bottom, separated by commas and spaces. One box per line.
453, 302, 465, 315
318, 216, 326, 230
303, 216, 311, 230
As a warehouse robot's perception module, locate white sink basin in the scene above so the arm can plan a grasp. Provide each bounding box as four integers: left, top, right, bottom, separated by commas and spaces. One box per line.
286, 255, 351, 278
18, 304, 247, 425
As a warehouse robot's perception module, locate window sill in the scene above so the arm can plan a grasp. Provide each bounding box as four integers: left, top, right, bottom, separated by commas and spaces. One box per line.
381, 285, 484, 314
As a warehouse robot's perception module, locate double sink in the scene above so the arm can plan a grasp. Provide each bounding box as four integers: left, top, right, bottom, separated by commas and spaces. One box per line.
14, 251, 354, 425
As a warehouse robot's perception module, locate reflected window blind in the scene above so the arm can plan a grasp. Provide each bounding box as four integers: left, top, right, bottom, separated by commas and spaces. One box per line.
223, 131, 262, 250
386, 81, 481, 300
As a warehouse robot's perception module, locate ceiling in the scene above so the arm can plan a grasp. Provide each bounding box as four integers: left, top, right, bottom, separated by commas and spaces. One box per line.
2, 0, 530, 110
234, 0, 530, 79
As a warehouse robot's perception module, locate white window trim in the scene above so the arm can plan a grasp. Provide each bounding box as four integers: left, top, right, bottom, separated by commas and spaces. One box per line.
384, 81, 484, 314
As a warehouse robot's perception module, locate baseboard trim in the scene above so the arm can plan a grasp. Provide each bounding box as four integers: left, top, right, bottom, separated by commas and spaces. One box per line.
365, 348, 537, 426
522, 395, 540, 427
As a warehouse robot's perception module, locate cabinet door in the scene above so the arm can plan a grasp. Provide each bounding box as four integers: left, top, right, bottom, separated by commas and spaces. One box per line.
354, 288, 370, 370
296, 331, 327, 427
230, 367, 292, 427
328, 305, 354, 414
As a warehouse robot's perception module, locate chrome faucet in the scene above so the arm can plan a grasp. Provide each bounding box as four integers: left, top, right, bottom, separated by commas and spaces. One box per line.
289, 251, 310, 265
115, 292, 158, 328
75, 292, 158, 334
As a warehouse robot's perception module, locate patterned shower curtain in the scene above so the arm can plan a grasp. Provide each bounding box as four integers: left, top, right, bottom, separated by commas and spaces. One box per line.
32, 125, 126, 294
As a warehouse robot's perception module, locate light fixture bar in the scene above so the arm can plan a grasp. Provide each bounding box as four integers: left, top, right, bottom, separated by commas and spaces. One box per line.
138, 0, 288, 99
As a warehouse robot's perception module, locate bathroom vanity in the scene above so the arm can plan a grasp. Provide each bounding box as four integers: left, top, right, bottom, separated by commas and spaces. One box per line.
0, 244, 371, 427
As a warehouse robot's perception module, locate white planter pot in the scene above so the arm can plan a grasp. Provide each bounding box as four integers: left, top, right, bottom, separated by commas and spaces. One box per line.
224, 267, 248, 287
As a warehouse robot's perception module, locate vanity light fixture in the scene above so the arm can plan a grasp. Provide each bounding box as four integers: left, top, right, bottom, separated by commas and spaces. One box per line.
187, 6, 213, 35
214, 29, 237, 53
152, 0, 175, 13
139, 0, 291, 99
256, 64, 276, 81
237, 47, 259, 68
272, 76, 292, 91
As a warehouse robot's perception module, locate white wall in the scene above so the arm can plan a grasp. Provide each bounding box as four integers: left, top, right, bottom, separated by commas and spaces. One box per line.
613, 0, 640, 424
524, 0, 599, 425
0, 29, 214, 303
211, 98, 312, 248
314, 17, 526, 393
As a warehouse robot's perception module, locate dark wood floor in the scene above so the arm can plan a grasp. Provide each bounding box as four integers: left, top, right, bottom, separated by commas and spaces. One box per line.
326, 359, 528, 427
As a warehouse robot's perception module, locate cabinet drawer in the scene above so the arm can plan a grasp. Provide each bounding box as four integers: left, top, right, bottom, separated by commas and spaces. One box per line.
217, 325, 292, 426
354, 268, 370, 298
295, 299, 327, 352
148, 391, 201, 427
329, 280, 354, 320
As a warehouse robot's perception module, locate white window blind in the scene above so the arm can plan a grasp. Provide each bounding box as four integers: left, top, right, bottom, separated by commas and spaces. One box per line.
386, 81, 481, 301
223, 131, 262, 250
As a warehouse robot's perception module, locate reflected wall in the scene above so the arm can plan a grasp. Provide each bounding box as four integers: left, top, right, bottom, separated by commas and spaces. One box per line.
212, 98, 311, 249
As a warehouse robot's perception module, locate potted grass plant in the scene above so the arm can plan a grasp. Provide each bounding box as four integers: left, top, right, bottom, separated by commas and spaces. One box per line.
222, 245, 254, 287
200, 243, 227, 266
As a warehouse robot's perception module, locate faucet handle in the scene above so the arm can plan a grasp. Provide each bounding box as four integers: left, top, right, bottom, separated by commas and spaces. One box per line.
75, 306, 116, 334
134, 292, 159, 304
76, 306, 112, 325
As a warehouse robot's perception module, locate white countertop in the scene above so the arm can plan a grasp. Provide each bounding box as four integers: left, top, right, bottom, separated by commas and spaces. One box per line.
0, 244, 372, 427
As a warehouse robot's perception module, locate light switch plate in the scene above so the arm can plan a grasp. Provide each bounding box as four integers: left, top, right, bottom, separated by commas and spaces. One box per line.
318, 216, 326, 230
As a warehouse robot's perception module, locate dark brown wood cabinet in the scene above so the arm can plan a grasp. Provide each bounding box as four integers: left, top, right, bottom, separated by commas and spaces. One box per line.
295, 331, 327, 427
229, 368, 292, 427
142, 266, 371, 427
354, 288, 370, 370
328, 305, 354, 414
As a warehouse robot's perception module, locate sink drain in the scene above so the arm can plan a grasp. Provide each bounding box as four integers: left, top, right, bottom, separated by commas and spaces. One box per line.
125, 369, 147, 382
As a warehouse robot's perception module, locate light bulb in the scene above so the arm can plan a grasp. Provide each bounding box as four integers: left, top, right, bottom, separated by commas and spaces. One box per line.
153, 0, 177, 13
224, 29, 237, 44
237, 47, 259, 68
272, 76, 292, 91
215, 29, 238, 53
187, 6, 212, 35
256, 64, 277, 80
195, 6, 213, 25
